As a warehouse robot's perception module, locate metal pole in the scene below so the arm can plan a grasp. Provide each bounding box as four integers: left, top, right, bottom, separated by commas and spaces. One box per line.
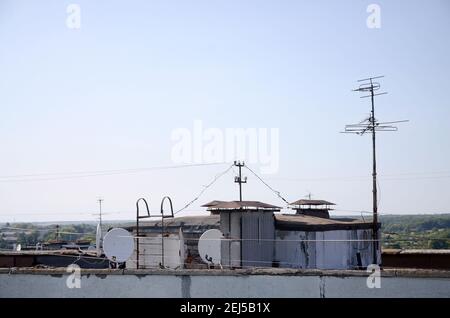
370, 79, 379, 265
159, 196, 174, 269
161, 216, 164, 268
344, 76, 406, 266
234, 161, 246, 202
98, 199, 103, 230
238, 164, 242, 201
136, 208, 140, 269
136, 198, 151, 270
98, 199, 104, 252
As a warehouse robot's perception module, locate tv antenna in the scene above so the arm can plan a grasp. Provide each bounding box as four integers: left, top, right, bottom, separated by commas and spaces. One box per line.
304, 191, 313, 209
95, 223, 102, 256
342, 76, 408, 265
92, 198, 109, 227
92, 198, 108, 250
304, 192, 313, 200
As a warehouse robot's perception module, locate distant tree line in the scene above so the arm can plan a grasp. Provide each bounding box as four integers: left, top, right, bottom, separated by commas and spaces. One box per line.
380, 214, 450, 249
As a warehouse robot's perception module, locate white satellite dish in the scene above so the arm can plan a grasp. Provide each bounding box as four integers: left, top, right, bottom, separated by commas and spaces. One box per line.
198, 229, 223, 265
103, 228, 134, 263
95, 223, 102, 256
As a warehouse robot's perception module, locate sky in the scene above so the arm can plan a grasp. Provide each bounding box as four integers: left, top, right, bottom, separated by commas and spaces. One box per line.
0, 0, 449, 222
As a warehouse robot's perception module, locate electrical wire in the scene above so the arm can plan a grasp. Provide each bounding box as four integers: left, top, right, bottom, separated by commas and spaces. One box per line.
0, 226, 90, 235
244, 165, 290, 205
173, 163, 235, 215
265, 171, 450, 183
4, 226, 448, 244
0, 162, 229, 183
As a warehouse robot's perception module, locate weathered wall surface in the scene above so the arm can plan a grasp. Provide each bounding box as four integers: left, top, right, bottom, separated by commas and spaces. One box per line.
0, 268, 449, 298
127, 234, 184, 269
275, 229, 380, 269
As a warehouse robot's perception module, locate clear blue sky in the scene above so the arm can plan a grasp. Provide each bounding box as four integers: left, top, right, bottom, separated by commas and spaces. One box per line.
1, 0, 449, 222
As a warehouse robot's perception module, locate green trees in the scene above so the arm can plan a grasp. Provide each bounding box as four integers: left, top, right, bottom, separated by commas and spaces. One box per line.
381, 214, 450, 250
429, 239, 449, 249
16, 230, 39, 246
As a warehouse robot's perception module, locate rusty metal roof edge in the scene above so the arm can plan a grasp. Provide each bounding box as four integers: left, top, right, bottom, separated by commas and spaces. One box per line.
275, 221, 380, 232
202, 200, 281, 210
290, 199, 336, 206
209, 208, 280, 212
1, 267, 449, 278
382, 249, 450, 255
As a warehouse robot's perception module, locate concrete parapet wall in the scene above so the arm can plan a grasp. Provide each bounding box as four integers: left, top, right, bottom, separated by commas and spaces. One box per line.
0, 268, 449, 298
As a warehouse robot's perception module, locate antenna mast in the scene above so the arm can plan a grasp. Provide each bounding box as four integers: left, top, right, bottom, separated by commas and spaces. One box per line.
342, 76, 407, 265
98, 198, 104, 230
94, 198, 105, 250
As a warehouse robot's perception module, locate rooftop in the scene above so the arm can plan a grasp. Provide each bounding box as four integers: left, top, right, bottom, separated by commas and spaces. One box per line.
290, 199, 336, 206
1, 267, 449, 279
125, 215, 220, 233
126, 213, 375, 232
275, 214, 376, 231
202, 200, 281, 211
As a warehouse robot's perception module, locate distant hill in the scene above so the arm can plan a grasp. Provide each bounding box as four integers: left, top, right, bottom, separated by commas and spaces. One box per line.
380, 214, 450, 232
380, 214, 450, 249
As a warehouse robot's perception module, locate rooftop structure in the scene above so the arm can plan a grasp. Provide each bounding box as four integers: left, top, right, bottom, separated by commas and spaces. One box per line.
124, 198, 380, 270
289, 198, 336, 219
202, 200, 281, 213
276, 214, 377, 231
290, 199, 335, 206
204, 200, 278, 268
